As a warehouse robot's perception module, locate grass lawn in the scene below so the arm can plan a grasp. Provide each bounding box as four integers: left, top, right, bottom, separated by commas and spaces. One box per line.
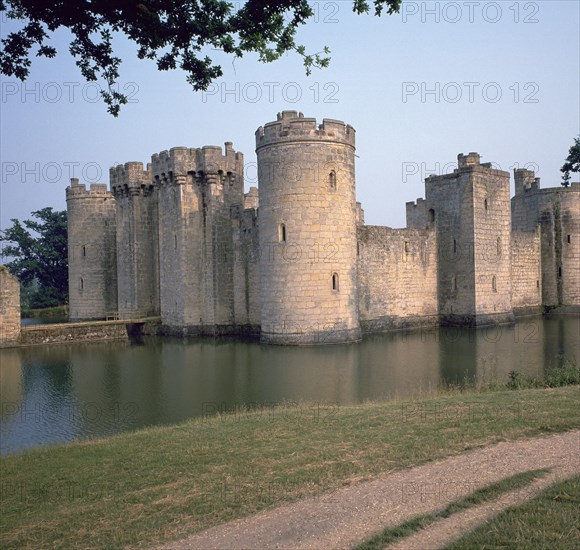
20, 305, 68, 318
355, 469, 550, 550
1, 386, 579, 548
445, 474, 580, 549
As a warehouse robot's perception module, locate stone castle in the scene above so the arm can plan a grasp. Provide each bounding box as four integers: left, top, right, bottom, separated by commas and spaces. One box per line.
65, 111, 579, 344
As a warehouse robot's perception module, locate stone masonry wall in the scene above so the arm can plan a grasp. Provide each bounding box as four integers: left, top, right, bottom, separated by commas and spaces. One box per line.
0, 267, 21, 345
65, 114, 579, 344
425, 165, 476, 321
424, 153, 514, 325
512, 176, 580, 308
232, 206, 261, 331
357, 226, 438, 332
66, 180, 118, 321
561, 189, 580, 306
256, 111, 361, 344
156, 167, 203, 329
511, 229, 542, 313
153, 144, 244, 333
111, 162, 160, 319
406, 198, 429, 229
472, 168, 513, 320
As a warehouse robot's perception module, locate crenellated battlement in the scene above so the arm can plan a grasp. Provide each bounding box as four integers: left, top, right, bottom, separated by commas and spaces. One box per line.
457, 152, 481, 167
426, 152, 509, 183
255, 111, 355, 151
244, 186, 259, 210
110, 162, 153, 197
514, 168, 541, 195
151, 142, 244, 183
405, 197, 430, 229
406, 197, 426, 209
66, 178, 112, 199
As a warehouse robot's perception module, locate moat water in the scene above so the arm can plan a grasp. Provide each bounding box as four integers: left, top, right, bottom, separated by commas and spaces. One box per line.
1, 316, 578, 456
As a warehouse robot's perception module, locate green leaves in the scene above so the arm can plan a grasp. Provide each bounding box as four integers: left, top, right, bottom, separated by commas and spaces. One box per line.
0, 208, 68, 308
0, 1, 400, 116
560, 137, 580, 188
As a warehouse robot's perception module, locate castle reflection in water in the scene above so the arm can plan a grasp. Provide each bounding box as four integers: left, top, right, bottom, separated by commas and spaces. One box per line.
1, 316, 578, 455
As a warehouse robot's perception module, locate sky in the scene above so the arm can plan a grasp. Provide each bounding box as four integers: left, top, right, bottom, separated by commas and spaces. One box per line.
1, 0, 579, 237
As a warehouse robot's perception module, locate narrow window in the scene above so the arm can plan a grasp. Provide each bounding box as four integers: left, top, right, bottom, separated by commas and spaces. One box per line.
536, 280, 540, 289
497, 237, 501, 256
174, 233, 177, 250
452, 276, 457, 291
484, 199, 489, 211
332, 272, 339, 291
428, 209, 435, 223
453, 239, 457, 253
79, 277, 84, 290
82, 245, 86, 257
567, 235, 571, 244
558, 266, 562, 278
404, 241, 410, 253
492, 275, 497, 292
329, 170, 336, 191
279, 223, 286, 243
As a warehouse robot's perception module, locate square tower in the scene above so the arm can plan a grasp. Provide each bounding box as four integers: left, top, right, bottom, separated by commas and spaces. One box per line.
152, 143, 244, 334
111, 162, 160, 319
426, 153, 514, 325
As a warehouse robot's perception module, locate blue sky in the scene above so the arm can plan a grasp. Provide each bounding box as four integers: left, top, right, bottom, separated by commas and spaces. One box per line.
1, 1, 579, 234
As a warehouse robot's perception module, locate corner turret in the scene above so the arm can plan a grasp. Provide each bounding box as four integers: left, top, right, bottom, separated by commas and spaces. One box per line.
66, 178, 117, 320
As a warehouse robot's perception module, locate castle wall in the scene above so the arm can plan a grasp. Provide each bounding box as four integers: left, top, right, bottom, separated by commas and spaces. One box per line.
425, 166, 476, 321
472, 167, 513, 319
0, 267, 21, 345
510, 229, 542, 314
203, 145, 244, 328
153, 144, 244, 333
232, 207, 261, 331
256, 111, 361, 344
64, 112, 578, 345
243, 186, 259, 210
357, 226, 438, 332
155, 168, 203, 329
111, 162, 160, 319
425, 153, 513, 325
512, 175, 579, 308
561, 189, 580, 306
66, 180, 117, 321
406, 198, 428, 229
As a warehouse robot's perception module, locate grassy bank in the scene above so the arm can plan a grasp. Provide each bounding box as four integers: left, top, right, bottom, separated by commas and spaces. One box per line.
1, 386, 579, 548
21, 304, 68, 318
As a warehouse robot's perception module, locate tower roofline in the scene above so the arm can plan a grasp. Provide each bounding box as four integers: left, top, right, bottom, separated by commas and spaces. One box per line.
255, 111, 355, 151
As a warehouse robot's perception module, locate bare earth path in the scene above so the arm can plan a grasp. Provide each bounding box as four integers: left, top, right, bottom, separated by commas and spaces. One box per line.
158, 430, 580, 550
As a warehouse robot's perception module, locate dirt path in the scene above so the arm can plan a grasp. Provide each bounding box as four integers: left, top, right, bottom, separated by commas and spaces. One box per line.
384, 469, 575, 550
158, 430, 580, 550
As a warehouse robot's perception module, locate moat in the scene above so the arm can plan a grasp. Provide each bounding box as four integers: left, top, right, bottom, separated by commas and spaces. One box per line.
1, 316, 578, 456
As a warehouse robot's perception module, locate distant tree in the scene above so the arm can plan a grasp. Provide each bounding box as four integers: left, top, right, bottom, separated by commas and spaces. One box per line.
0, 208, 68, 308
560, 137, 580, 188
0, 0, 401, 115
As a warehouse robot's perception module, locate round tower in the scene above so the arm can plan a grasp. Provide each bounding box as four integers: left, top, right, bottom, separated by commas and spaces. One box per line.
66, 178, 117, 321
256, 111, 360, 344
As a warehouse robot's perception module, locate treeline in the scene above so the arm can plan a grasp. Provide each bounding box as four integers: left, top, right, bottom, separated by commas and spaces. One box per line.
0, 208, 68, 309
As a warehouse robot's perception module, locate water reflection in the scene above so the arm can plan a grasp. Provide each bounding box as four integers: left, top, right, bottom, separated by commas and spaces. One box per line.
1, 317, 578, 455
